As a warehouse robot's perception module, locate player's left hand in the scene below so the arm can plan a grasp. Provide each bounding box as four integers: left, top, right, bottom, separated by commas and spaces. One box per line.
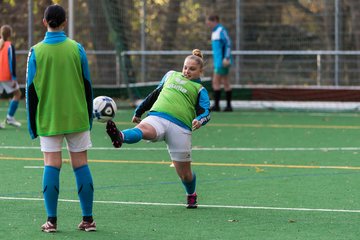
132, 116, 142, 124
192, 119, 201, 131
222, 58, 230, 67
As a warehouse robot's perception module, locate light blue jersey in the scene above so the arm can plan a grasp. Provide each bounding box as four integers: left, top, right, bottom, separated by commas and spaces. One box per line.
211, 24, 232, 70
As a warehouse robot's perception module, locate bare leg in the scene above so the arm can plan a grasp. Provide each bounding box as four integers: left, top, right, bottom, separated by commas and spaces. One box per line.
211, 73, 222, 111
173, 161, 193, 182
136, 122, 157, 140
212, 73, 222, 91
221, 75, 233, 111
221, 75, 232, 91
173, 161, 198, 208
12, 88, 22, 101
43, 152, 62, 168
70, 151, 88, 169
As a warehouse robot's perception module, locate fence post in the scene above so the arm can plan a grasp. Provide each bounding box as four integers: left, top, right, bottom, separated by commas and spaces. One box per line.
334, 0, 340, 86
68, 0, 74, 39
317, 54, 321, 86
235, 0, 241, 84
28, 0, 33, 49
140, 0, 146, 83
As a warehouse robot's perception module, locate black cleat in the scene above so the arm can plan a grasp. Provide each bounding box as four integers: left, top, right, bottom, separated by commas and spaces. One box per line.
223, 106, 233, 112
106, 120, 123, 148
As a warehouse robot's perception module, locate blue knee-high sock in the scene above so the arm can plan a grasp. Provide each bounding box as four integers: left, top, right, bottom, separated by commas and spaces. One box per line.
122, 128, 143, 144
74, 165, 94, 217
7, 100, 19, 117
182, 172, 196, 195
43, 166, 60, 218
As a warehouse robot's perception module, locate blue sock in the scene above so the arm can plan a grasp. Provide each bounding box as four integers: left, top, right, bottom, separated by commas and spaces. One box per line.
74, 165, 94, 217
182, 172, 196, 195
43, 166, 60, 218
122, 128, 143, 144
7, 100, 19, 117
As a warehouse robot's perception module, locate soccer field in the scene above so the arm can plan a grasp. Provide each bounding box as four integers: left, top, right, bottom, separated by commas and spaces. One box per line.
1, 100, 360, 239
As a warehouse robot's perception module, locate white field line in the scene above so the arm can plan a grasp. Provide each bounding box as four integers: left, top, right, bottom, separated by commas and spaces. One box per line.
0, 196, 359, 213
23, 166, 44, 169
2, 145, 360, 151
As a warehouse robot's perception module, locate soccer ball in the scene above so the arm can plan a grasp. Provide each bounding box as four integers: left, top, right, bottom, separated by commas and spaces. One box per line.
93, 96, 117, 123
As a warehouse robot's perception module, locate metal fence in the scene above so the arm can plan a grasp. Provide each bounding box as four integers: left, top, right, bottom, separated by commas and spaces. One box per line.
4, 0, 360, 88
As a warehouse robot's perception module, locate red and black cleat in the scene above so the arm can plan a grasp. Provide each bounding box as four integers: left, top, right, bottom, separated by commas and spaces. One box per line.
106, 120, 123, 148
186, 193, 198, 209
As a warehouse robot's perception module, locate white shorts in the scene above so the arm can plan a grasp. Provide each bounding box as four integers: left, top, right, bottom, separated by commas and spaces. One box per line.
39, 131, 92, 152
141, 115, 192, 162
0, 81, 19, 94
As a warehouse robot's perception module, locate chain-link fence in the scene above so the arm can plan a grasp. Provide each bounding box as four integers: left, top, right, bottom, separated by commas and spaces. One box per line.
2, 0, 360, 89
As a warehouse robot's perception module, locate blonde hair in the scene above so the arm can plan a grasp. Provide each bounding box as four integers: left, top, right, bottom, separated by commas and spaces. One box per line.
0, 25, 12, 50
186, 49, 204, 69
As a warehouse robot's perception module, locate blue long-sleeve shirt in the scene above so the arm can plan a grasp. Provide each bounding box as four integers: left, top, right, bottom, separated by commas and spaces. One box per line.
8, 44, 16, 80
211, 24, 232, 69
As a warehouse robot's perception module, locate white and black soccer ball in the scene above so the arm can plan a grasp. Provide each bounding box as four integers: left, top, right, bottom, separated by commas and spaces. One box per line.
93, 96, 117, 123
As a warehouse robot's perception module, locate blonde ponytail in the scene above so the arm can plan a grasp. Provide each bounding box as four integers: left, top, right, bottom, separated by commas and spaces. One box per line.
192, 49, 203, 59
185, 49, 204, 69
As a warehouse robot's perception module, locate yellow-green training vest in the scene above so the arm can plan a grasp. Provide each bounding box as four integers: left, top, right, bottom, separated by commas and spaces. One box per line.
32, 38, 90, 136
150, 71, 203, 129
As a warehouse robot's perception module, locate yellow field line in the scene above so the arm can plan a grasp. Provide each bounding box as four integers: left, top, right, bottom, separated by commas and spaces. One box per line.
2, 156, 360, 170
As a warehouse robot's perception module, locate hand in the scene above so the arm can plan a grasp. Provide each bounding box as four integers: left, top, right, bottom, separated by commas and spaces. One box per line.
222, 58, 230, 67
192, 119, 201, 131
132, 116, 142, 124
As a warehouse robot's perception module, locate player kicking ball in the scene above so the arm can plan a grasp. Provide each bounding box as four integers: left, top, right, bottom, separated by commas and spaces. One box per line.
106, 49, 211, 208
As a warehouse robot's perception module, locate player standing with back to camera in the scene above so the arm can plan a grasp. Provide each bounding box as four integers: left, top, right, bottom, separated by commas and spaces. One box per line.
0, 24, 22, 128
26, 4, 96, 233
106, 49, 211, 208
206, 14, 233, 112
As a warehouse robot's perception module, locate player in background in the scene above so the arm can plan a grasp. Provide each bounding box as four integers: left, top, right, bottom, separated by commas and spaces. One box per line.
0, 25, 22, 128
206, 14, 233, 112
26, 4, 95, 233
106, 49, 211, 208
